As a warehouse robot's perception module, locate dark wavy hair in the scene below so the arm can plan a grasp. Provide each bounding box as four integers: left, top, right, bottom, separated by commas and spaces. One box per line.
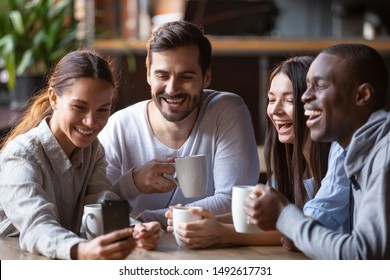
146, 20, 212, 74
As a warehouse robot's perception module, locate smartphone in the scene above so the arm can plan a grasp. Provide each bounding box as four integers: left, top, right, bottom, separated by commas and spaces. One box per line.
101, 199, 130, 234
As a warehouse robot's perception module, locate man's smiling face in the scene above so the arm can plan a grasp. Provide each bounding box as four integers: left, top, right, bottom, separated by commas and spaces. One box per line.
147, 45, 211, 123
302, 52, 360, 148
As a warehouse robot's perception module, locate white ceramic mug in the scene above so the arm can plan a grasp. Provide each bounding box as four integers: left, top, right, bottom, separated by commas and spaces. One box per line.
232, 185, 261, 233
172, 206, 202, 247
82, 204, 104, 240
169, 155, 207, 198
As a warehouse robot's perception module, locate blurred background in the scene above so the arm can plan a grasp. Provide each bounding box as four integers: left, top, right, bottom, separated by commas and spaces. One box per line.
93, 0, 390, 39
1, 0, 390, 147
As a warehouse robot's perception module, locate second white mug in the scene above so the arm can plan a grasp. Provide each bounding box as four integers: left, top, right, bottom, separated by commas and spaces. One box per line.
82, 204, 104, 240
232, 185, 261, 233
172, 206, 202, 247
170, 154, 207, 198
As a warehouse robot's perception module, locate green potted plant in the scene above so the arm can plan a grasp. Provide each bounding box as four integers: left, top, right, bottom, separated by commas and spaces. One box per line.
0, 0, 83, 110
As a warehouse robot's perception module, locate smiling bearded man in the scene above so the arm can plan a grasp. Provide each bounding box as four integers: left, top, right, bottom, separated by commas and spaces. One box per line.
98, 21, 259, 228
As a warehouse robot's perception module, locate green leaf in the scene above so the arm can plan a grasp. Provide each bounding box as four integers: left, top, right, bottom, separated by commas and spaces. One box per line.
0, 0, 83, 89
0, 35, 15, 54
4, 52, 16, 90
16, 50, 33, 75
49, 0, 72, 18
9, 11, 24, 35
32, 30, 45, 47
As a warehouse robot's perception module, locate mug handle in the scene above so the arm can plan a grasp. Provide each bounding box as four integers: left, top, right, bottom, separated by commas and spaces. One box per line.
164, 163, 179, 186
82, 213, 98, 239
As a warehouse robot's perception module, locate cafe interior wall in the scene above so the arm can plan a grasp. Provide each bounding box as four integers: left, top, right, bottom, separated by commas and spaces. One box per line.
274, 0, 390, 39
19, 0, 378, 147
273, 0, 333, 38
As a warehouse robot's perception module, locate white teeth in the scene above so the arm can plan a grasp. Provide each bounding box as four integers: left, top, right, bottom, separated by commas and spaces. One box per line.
304, 110, 322, 116
274, 120, 292, 125
164, 97, 184, 104
76, 128, 94, 135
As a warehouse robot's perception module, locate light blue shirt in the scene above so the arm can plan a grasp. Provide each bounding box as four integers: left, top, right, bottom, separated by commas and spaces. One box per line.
268, 176, 315, 202
304, 142, 350, 232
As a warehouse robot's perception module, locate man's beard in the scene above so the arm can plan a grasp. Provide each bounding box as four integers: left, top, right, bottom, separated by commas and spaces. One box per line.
152, 91, 202, 122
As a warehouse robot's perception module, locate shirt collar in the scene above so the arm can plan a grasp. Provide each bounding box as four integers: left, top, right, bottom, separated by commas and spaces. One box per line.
37, 117, 84, 174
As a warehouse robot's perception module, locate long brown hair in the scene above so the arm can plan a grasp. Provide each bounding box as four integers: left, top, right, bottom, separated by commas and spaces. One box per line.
264, 56, 330, 209
0, 50, 117, 150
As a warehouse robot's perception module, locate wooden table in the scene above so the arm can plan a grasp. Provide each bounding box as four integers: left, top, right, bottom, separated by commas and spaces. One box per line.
0, 232, 309, 260
0, 237, 49, 260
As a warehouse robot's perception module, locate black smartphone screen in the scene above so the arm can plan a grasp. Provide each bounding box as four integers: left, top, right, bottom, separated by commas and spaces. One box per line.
102, 199, 130, 234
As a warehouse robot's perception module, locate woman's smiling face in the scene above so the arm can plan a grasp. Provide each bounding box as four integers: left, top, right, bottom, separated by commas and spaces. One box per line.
267, 72, 295, 144
49, 77, 114, 157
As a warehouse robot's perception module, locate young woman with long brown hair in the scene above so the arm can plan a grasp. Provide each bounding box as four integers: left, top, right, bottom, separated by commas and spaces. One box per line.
0, 50, 162, 259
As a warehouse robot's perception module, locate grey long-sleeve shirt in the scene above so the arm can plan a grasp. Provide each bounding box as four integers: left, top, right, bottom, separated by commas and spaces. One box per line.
99, 90, 260, 227
0, 118, 118, 259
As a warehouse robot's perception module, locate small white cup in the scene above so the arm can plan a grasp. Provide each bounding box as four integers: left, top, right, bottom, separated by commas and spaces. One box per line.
232, 185, 260, 233
172, 206, 202, 247
82, 204, 104, 240
169, 155, 207, 198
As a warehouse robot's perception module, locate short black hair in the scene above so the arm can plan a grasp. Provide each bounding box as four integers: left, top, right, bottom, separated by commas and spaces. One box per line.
322, 43, 389, 110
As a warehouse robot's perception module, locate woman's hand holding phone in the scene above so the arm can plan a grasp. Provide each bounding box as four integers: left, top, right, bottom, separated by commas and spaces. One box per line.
72, 227, 136, 260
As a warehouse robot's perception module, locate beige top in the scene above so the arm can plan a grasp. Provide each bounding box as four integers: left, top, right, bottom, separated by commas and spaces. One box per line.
0, 117, 118, 259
